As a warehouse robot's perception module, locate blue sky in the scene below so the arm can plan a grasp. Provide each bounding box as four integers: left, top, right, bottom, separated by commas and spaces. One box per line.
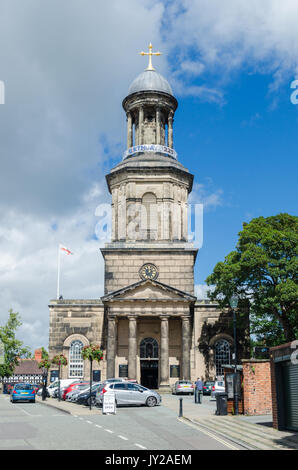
174, 71, 298, 286
0, 0, 297, 350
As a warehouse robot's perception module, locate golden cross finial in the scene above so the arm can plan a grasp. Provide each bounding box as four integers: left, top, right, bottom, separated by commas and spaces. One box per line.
139, 43, 161, 71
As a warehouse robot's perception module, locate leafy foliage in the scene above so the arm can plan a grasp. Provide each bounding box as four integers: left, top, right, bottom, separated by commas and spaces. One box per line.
38, 358, 51, 370
51, 354, 68, 366
0, 309, 31, 378
206, 213, 298, 345
81, 344, 103, 362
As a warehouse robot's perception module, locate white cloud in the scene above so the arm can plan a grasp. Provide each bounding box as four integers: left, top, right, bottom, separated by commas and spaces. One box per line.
165, 0, 298, 96
195, 284, 214, 300
189, 182, 224, 211
0, 0, 166, 351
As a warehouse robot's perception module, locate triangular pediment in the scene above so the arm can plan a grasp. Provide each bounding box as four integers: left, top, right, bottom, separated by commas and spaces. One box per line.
101, 279, 196, 303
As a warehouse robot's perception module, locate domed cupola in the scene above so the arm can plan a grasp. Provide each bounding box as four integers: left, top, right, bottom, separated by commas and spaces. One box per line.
122, 43, 178, 160
128, 69, 174, 96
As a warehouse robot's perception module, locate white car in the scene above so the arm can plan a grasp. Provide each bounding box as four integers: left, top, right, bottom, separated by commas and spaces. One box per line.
211, 380, 225, 398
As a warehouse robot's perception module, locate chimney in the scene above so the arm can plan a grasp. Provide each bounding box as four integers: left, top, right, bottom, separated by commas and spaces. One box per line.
34, 348, 43, 362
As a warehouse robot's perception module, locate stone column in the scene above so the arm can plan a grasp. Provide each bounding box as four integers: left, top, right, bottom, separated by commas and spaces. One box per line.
128, 316, 137, 380
156, 107, 161, 145
181, 316, 191, 380
106, 316, 117, 378
168, 111, 173, 148
160, 316, 170, 390
127, 112, 133, 148
138, 106, 144, 145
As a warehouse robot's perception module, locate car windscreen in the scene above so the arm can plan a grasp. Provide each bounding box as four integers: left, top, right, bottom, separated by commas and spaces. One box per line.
217, 382, 224, 386
14, 384, 34, 390
205, 382, 214, 386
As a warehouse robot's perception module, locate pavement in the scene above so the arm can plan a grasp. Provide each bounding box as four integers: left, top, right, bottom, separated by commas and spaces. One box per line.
36, 393, 298, 451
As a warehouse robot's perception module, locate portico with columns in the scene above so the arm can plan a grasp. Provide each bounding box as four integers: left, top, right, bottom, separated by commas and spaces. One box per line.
102, 280, 196, 390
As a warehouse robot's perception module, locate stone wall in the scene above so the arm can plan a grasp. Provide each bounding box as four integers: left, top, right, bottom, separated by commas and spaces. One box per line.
102, 249, 196, 294
48, 300, 105, 380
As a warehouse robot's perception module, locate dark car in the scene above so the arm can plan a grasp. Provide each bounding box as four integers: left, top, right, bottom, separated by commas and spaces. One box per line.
203, 381, 215, 395
76, 382, 103, 406
10, 383, 37, 403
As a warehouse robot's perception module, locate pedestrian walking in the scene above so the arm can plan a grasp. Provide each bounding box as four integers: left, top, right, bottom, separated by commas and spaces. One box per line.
195, 377, 203, 403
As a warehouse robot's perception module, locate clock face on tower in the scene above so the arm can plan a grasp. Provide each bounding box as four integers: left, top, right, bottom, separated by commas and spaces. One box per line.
139, 263, 159, 281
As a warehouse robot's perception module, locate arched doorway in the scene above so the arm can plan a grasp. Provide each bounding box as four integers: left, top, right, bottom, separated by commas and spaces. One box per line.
140, 337, 159, 389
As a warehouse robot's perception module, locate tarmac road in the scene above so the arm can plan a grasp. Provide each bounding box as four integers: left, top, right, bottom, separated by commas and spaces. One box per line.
0, 393, 244, 451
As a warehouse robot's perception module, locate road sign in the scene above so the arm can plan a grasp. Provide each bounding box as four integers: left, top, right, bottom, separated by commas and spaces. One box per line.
102, 392, 116, 415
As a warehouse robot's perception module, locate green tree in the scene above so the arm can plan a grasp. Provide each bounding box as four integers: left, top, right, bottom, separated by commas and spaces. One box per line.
206, 213, 298, 346
0, 309, 31, 378
41, 347, 49, 360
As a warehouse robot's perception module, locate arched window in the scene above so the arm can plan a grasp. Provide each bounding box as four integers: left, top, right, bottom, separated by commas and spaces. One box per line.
140, 338, 159, 359
141, 192, 157, 240
214, 339, 231, 377
69, 340, 84, 378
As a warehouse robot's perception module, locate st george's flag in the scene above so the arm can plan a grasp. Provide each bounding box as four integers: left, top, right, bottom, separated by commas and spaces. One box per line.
60, 244, 73, 255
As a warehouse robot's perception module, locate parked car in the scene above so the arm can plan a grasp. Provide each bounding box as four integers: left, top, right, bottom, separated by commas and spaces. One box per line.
10, 383, 37, 403
211, 380, 225, 398
172, 380, 194, 395
96, 382, 161, 407
46, 380, 60, 397
203, 381, 215, 395
52, 379, 81, 399
63, 381, 89, 400
102, 378, 128, 384
36, 385, 50, 397
66, 383, 90, 402
76, 382, 103, 406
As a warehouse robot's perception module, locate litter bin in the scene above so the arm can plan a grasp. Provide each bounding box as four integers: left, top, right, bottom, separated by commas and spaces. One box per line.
215, 392, 228, 416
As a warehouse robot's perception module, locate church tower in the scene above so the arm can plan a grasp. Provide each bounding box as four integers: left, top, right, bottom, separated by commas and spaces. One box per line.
101, 44, 198, 389
48, 45, 242, 389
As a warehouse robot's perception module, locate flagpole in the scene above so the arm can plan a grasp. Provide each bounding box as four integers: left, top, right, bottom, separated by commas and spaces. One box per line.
57, 244, 61, 300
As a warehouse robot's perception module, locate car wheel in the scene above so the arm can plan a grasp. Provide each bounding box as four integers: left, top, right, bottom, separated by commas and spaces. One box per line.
90, 396, 96, 406
146, 396, 157, 407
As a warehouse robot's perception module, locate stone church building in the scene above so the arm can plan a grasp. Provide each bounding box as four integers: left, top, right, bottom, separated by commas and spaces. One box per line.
49, 46, 244, 389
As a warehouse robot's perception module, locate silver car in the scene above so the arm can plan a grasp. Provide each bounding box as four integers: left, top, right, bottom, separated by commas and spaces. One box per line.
211, 380, 225, 398
68, 384, 90, 402
96, 382, 161, 407
172, 380, 194, 395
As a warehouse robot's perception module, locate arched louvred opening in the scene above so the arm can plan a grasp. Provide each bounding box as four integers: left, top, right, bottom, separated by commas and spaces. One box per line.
141, 192, 157, 240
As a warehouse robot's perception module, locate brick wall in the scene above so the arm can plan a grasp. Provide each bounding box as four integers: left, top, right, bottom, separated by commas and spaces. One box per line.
242, 360, 272, 415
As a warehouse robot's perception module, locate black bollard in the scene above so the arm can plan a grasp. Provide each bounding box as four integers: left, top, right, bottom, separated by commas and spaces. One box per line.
194, 388, 198, 403
179, 398, 183, 417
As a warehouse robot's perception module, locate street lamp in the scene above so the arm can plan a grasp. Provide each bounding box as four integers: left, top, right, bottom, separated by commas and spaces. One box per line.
229, 294, 239, 415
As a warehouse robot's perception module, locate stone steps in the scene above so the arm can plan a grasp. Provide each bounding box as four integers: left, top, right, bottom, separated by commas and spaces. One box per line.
191, 417, 295, 450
